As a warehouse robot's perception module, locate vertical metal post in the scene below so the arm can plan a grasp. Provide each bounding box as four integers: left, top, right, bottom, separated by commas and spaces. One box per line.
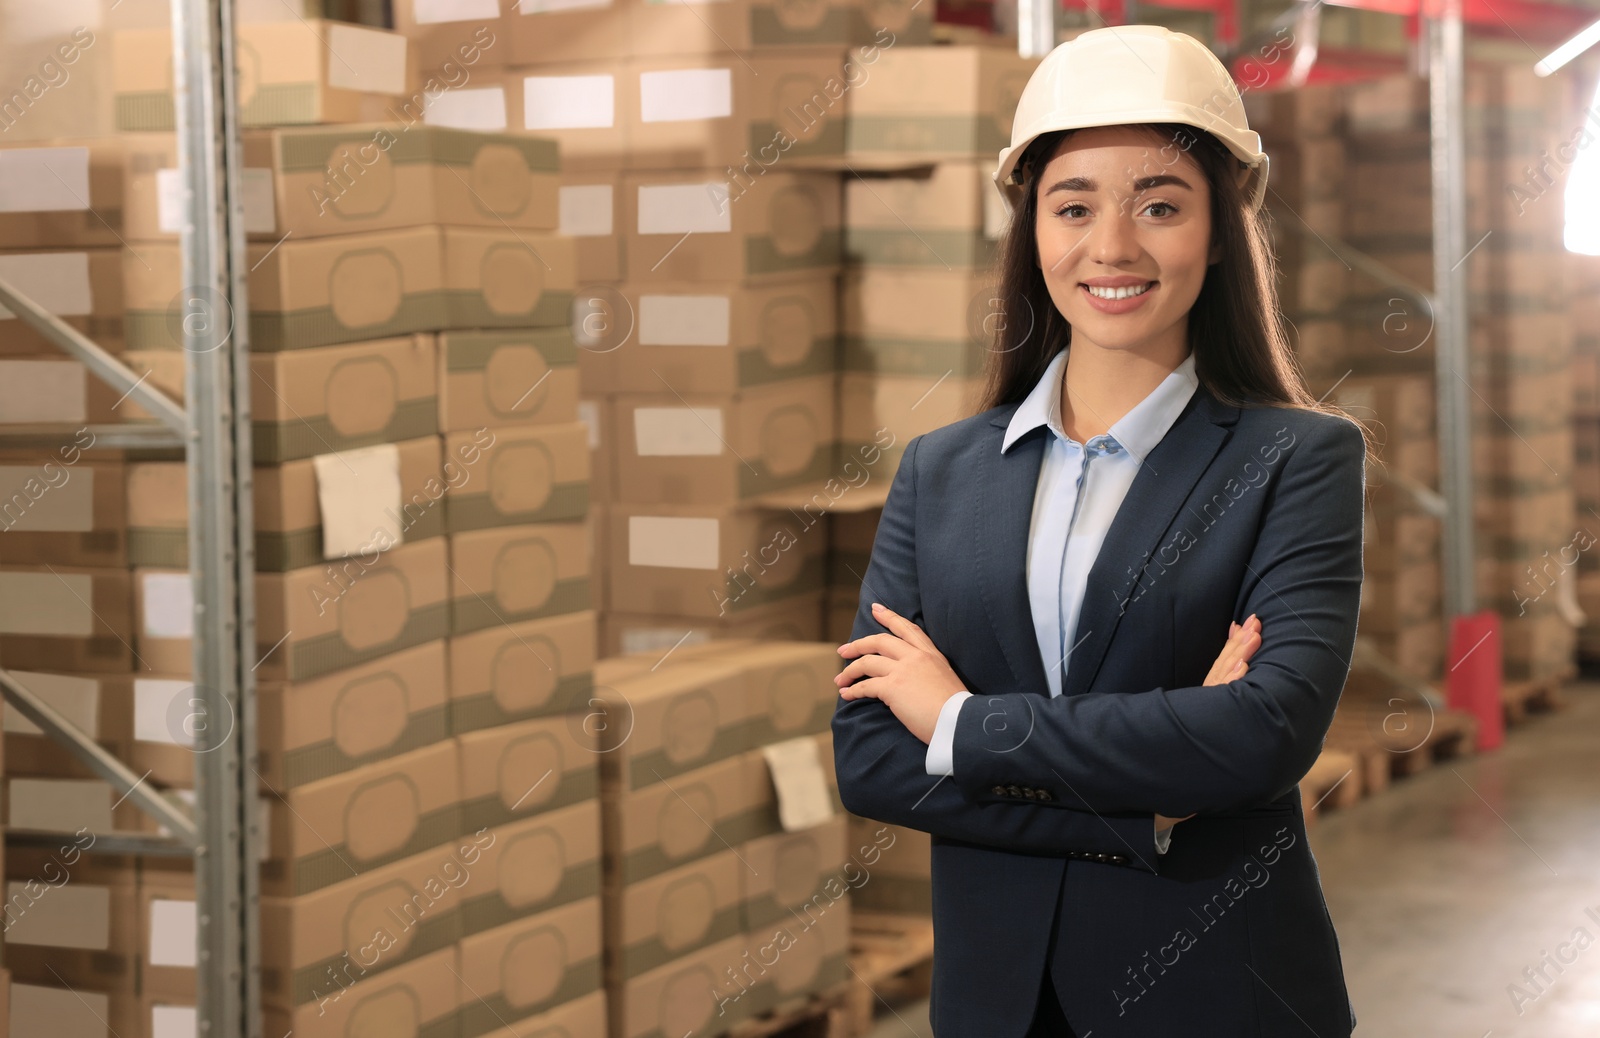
170, 0, 260, 1034
1018, 0, 1057, 58
1428, 0, 1477, 618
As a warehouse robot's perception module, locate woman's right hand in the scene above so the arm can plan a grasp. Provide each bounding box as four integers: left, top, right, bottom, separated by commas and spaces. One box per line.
1157, 615, 1264, 832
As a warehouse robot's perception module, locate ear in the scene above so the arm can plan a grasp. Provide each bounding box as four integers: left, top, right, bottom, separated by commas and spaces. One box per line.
1208, 238, 1222, 266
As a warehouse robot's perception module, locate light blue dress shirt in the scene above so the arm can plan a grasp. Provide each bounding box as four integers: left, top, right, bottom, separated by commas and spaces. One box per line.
924, 345, 1200, 854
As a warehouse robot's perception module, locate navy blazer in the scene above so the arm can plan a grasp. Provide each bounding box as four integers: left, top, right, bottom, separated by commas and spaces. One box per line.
833, 381, 1365, 1037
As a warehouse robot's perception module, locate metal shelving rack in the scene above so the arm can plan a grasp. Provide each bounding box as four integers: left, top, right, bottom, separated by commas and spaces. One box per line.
0, 1, 260, 1034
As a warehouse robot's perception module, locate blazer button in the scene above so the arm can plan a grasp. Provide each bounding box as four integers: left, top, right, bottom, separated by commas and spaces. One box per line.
1037, 790, 1054, 802
1095, 853, 1108, 863
1022, 787, 1037, 799
1112, 855, 1128, 865
1006, 785, 1023, 798
991, 785, 1007, 796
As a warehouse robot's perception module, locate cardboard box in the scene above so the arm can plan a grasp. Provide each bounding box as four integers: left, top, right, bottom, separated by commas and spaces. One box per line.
255, 337, 439, 461
845, 45, 1039, 162
456, 715, 599, 833
737, 894, 849, 1011
438, 327, 580, 431
444, 423, 589, 532
844, 161, 1008, 268
602, 752, 781, 886
10, 982, 138, 1038
431, 126, 560, 230
0, 566, 132, 673
113, 21, 409, 131
629, 0, 931, 55
459, 801, 603, 937
579, 277, 836, 394
448, 609, 597, 733
606, 850, 742, 984
2, 671, 131, 779
0, 359, 124, 422
591, 655, 752, 791
254, 641, 451, 791
740, 813, 848, 929
259, 837, 488, 1008
838, 371, 986, 473
474, 990, 606, 1038
622, 169, 841, 282
613, 376, 834, 504
457, 897, 602, 1037
560, 173, 622, 282
131, 538, 449, 683
441, 226, 576, 330
507, 1, 634, 65
261, 739, 463, 897
674, 638, 839, 745
0, 247, 124, 356
841, 267, 998, 379
0, 458, 127, 568
263, 943, 460, 1038
136, 868, 199, 1002
446, 523, 593, 634
503, 62, 628, 172
624, 51, 847, 172
824, 584, 858, 643
125, 436, 448, 571
612, 933, 750, 1038
121, 132, 277, 243
392, 0, 510, 76
602, 589, 825, 656
0, 139, 126, 249
845, 816, 928, 913
3, 876, 138, 994
607, 502, 827, 617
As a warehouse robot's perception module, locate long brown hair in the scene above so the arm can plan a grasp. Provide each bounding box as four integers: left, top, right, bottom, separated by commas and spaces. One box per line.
980, 122, 1375, 461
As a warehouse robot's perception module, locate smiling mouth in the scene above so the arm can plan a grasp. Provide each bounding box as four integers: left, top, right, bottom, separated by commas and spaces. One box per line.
1082, 281, 1156, 300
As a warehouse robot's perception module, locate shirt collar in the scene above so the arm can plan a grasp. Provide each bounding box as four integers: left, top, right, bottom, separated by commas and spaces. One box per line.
1001, 347, 1200, 463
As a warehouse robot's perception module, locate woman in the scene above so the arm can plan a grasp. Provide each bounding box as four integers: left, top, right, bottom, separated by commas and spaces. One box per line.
830, 25, 1373, 1038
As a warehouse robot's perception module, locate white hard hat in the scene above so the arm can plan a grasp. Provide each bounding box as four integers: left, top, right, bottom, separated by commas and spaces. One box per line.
994, 25, 1269, 213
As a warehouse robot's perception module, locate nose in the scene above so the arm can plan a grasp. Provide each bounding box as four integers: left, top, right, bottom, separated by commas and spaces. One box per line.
1086, 204, 1141, 266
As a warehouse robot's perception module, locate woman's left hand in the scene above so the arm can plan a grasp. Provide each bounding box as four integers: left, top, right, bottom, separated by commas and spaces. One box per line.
836, 602, 968, 744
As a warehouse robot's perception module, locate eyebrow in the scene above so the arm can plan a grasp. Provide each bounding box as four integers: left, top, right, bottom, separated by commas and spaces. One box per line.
1044, 173, 1194, 194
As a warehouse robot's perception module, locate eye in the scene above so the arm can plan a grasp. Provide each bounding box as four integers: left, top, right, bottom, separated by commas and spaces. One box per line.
1143, 201, 1179, 218
1054, 203, 1090, 219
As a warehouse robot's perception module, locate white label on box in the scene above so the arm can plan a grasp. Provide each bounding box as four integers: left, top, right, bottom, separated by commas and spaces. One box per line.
0, 359, 86, 423
423, 85, 508, 130
559, 184, 613, 237
639, 68, 733, 123
634, 406, 724, 456
242, 168, 277, 234
640, 295, 731, 346
313, 443, 403, 560
0, 146, 89, 212
762, 736, 836, 830
4, 882, 110, 950
156, 168, 184, 235
149, 898, 199, 967
519, 0, 613, 12
134, 678, 196, 748
983, 176, 1010, 240
628, 515, 720, 570
326, 23, 408, 96
141, 571, 195, 639
0, 463, 92, 531
621, 625, 711, 654
12, 982, 110, 1038
0, 571, 94, 636
414, 0, 500, 22
524, 74, 614, 130
636, 183, 731, 235
152, 1005, 199, 1038
576, 399, 601, 449
5, 671, 100, 738
0, 251, 91, 318
7, 777, 113, 833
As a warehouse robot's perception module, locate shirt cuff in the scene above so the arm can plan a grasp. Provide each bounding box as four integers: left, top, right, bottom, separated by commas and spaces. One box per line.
924, 690, 972, 777
1155, 820, 1174, 855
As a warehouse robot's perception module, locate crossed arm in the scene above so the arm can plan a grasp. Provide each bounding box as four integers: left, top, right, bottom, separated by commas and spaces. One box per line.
830, 417, 1366, 866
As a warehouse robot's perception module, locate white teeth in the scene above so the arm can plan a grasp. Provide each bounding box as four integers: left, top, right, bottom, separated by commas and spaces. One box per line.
1085, 282, 1153, 300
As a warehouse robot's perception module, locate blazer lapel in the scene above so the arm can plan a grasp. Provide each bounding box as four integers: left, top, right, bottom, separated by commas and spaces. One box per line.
974, 384, 1238, 700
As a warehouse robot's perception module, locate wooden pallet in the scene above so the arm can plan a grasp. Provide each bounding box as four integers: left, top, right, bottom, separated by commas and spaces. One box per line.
1301, 748, 1362, 824
729, 984, 853, 1038
1502, 665, 1574, 725
845, 911, 936, 1035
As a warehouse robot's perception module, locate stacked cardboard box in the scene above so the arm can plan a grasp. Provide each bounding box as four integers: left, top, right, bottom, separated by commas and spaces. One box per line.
592, 639, 847, 1038
1328, 69, 1579, 684
1571, 256, 1600, 661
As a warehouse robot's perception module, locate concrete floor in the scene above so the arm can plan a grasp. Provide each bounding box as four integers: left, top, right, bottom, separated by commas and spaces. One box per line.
863, 680, 1600, 1037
